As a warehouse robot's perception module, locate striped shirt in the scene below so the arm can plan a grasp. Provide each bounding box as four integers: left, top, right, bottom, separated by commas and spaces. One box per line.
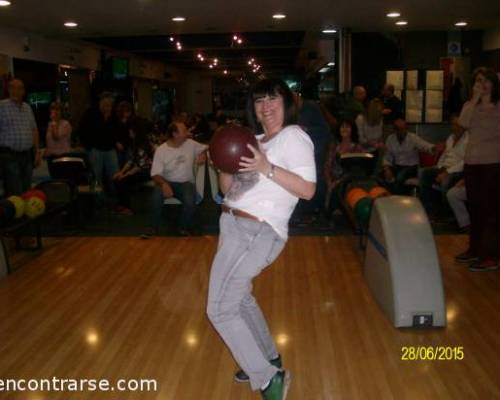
0, 99, 37, 151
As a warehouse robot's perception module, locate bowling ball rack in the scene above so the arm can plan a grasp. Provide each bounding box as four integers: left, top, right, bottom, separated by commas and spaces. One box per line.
0, 181, 74, 275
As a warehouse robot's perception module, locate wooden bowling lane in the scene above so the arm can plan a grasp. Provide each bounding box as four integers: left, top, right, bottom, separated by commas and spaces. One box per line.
0, 235, 500, 399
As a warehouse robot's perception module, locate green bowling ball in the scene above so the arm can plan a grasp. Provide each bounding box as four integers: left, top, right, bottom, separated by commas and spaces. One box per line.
354, 197, 373, 226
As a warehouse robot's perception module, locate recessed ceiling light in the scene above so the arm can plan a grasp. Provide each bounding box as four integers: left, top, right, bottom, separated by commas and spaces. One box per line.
64, 22, 78, 28
272, 14, 286, 19
172, 17, 186, 22
455, 21, 468, 27
0, 1, 11, 7
395, 20, 408, 26
322, 29, 337, 34
387, 12, 401, 18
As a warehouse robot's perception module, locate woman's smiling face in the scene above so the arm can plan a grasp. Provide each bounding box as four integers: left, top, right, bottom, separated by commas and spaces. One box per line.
254, 93, 285, 134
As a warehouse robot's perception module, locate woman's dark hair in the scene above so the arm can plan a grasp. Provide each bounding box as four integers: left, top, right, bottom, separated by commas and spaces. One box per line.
472, 67, 500, 104
246, 78, 297, 133
335, 119, 359, 143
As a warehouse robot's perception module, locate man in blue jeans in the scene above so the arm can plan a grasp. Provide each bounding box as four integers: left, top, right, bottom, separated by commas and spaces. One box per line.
0, 79, 41, 196
77, 92, 122, 206
142, 121, 206, 238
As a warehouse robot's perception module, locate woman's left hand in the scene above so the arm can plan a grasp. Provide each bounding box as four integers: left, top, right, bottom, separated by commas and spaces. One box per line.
239, 144, 272, 175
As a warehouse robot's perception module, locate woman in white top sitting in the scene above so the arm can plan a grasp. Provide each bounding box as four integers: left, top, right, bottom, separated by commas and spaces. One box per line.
355, 98, 384, 152
45, 102, 72, 157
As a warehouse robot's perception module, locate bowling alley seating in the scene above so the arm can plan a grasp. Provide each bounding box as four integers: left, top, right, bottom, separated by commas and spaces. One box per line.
47, 154, 103, 223
47, 153, 98, 192
339, 152, 377, 178
401, 123, 449, 195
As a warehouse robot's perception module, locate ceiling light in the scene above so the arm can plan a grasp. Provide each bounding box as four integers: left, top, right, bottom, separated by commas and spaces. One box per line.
64, 22, 78, 28
172, 17, 186, 22
233, 35, 238, 40
322, 29, 337, 34
272, 13, 286, 19
455, 21, 468, 27
386, 12, 401, 18
327, 62, 335, 66
237, 39, 242, 44
214, 58, 218, 63
197, 53, 202, 58
319, 67, 330, 73
169, 37, 175, 42
209, 65, 214, 69
395, 20, 408, 26
0, 1, 11, 6
200, 56, 204, 61
223, 70, 228, 75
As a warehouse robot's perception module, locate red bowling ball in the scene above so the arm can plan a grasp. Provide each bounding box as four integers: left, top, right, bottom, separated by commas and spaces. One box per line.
209, 124, 258, 174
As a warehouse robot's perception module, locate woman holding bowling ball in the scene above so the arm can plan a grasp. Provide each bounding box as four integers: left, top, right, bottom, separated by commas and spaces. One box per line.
206, 78, 316, 400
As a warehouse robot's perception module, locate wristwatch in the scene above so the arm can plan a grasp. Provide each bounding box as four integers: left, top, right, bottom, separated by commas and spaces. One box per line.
266, 164, 276, 179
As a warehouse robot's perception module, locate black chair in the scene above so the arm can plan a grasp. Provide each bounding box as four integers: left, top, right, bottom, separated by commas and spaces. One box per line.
340, 152, 377, 178
47, 154, 94, 187
47, 154, 105, 223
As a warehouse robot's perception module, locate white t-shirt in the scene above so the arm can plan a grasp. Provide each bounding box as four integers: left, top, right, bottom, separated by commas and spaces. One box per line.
224, 125, 316, 240
150, 139, 207, 182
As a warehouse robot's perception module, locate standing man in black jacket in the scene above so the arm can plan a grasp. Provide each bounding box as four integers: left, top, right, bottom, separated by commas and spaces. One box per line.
380, 84, 403, 138
78, 92, 122, 204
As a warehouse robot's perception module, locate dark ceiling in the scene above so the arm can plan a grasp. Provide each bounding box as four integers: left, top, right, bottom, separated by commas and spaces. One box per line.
86, 31, 306, 73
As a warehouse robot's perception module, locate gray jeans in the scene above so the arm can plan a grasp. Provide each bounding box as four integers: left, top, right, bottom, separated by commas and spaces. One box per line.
207, 212, 286, 391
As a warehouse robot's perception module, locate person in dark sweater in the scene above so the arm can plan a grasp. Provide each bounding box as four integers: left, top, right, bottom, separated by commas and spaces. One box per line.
77, 92, 122, 201
380, 84, 403, 125
292, 93, 332, 224
113, 130, 154, 215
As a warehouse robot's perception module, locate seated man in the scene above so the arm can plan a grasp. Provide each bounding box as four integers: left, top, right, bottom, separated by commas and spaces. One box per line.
142, 121, 207, 238
382, 118, 435, 195
418, 115, 468, 217
446, 179, 470, 233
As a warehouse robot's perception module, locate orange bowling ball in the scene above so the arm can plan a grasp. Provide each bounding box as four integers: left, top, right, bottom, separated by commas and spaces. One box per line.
346, 188, 368, 209
368, 186, 390, 198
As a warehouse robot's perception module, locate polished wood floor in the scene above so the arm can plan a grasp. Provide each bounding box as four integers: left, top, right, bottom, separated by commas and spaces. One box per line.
1, 234, 500, 400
